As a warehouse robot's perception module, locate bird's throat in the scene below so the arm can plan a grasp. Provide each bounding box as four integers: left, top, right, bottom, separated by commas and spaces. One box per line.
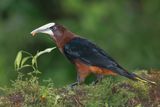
54, 31, 76, 50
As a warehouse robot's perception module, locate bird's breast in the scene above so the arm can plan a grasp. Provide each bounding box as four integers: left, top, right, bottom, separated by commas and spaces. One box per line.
74, 59, 116, 75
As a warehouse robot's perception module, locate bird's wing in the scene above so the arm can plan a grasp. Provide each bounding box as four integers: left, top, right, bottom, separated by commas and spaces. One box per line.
63, 37, 120, 70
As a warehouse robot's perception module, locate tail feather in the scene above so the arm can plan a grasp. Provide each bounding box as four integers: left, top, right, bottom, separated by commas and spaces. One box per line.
110, 67, 156, 85
124, 71, 156, 85
133, 74, 156, 85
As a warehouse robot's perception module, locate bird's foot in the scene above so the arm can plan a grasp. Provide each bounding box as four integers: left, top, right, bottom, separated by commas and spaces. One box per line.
68, 82, 79, 88
91, 79, 101, 85
92, 74, 104, 85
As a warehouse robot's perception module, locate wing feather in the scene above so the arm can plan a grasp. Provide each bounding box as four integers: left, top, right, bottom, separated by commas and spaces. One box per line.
63, 37, 118, 69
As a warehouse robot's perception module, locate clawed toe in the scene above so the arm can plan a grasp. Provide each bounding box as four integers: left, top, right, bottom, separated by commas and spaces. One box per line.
68, 82, 78, 88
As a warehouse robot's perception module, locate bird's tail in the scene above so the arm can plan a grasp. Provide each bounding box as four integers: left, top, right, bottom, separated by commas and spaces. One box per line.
127, 73, 156, 85
113, 67, 156, 85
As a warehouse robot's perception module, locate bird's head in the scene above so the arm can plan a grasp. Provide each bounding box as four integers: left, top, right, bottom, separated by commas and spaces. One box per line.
31, 23, 67, 41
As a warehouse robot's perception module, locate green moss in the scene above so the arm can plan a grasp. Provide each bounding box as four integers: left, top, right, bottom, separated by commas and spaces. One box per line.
0, 70, 160, 107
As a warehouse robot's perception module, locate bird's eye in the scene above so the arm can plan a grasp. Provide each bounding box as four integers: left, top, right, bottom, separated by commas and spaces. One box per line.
53, 26, 57, 30
49, 26, 57, 31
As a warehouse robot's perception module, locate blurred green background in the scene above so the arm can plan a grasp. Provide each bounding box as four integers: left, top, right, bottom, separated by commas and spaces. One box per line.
0, 0, 160, 87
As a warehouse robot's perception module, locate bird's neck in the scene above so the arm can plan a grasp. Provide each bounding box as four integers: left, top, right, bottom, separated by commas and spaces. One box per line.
54, 30, 76, 51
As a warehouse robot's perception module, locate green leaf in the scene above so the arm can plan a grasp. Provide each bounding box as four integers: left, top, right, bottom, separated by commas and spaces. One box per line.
16, 64, 31, 71
14, 51, 22, 70
36, 47, 56, 58
32, 57, 36, 66
21, 56, 32, 67
33, 70, 41, 74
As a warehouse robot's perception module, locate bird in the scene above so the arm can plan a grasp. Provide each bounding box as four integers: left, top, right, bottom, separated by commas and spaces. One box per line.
31, 22, 156, 86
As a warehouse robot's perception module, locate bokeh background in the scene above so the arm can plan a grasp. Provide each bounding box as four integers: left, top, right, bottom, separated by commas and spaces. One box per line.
0, 0, 160, 87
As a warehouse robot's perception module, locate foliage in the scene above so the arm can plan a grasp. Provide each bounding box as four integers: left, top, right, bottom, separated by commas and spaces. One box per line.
14, 47, 56, 73
0, 50, 160, 107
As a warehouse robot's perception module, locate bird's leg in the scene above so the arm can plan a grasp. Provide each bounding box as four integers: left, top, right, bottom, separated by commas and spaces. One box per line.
92, 74, 104, 85
69, 74, 82, 88
69, 70, 90, 88
69, 82, 79, 88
